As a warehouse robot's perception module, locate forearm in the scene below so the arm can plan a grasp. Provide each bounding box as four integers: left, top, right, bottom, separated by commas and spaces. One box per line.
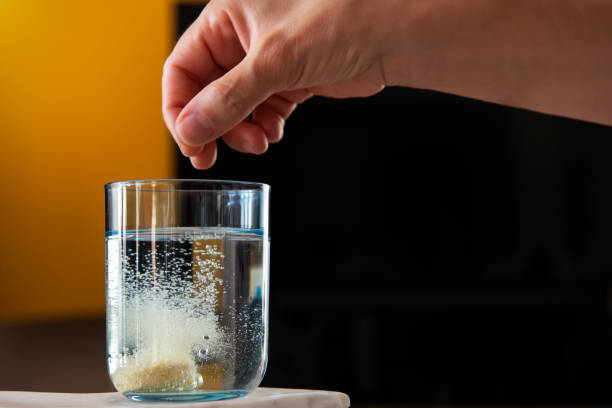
382, 0, 612, 125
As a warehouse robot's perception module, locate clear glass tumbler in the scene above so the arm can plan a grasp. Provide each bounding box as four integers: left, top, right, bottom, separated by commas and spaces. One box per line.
105, 180, 269, 402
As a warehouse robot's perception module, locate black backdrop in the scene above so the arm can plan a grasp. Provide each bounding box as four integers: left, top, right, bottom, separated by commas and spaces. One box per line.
176, 4, 612, 404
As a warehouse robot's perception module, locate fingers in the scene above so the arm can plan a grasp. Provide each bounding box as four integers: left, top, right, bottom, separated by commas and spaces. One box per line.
253, 105, 285, 144
255, 90, 312, 143
222, 122, 269, 154
177, 139, 204, 157
165, 1, 314, 162
175, 83, 312, 157
164, 2, 315, 164
252, 94, 297, 144
175, 87, 311, 157
175, 55, 274, 148
189, 141, 218, 170
221, 90, 313, 151
162, 4, 245, 143
163, 62, 223, 144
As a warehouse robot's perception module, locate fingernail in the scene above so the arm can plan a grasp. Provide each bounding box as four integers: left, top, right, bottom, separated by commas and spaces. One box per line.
176, 113, 213, 146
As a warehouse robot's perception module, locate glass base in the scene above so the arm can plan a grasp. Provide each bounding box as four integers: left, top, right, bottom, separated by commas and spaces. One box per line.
124, 390, 249, 402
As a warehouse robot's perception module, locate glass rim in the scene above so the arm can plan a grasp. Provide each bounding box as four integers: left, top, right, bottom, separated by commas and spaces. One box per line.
104, 179, 270, 193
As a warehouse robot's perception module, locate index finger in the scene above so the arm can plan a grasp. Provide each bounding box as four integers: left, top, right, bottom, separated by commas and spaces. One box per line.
162, 3, 247, 148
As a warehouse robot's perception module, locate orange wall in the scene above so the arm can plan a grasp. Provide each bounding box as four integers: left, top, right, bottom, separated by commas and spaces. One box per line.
0, 1, 180, 322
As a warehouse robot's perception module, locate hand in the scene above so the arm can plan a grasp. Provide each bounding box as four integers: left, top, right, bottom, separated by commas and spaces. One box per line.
163, 0, 612, 170
162, 0, 390, 169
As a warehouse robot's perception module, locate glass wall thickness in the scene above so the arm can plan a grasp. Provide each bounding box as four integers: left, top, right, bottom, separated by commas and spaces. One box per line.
105, 180, 270, 402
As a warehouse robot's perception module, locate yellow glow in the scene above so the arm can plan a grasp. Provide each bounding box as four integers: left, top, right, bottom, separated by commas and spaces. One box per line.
0, 1, 179, 322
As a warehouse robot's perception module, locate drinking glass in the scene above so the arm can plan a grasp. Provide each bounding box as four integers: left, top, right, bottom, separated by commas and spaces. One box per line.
105, 180, 269, 402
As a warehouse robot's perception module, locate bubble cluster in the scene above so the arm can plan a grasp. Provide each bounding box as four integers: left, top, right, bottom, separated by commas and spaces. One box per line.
108, 228, 226, 393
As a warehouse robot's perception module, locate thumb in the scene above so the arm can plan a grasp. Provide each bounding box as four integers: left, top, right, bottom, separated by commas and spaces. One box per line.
175, 56, 272, 147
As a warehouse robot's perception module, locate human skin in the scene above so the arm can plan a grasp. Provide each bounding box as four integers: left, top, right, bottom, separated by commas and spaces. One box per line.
162, 0, 612, 169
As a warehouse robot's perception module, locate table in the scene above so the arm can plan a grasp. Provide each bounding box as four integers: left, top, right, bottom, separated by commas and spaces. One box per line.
0, 387, 350, 408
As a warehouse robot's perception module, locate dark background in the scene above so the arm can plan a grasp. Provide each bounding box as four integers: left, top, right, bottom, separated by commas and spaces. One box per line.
175, 3, 612, 405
